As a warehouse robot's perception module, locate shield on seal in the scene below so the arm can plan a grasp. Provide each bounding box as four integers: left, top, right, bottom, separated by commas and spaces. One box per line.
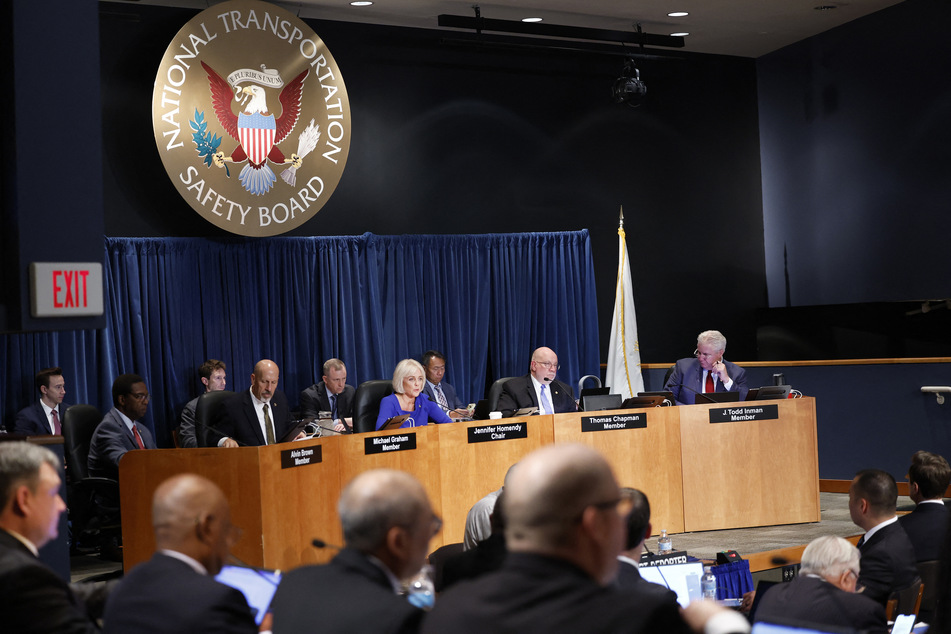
237, 112, 277, 166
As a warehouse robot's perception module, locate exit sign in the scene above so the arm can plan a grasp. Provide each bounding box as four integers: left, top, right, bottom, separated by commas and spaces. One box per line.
30, 262, 104, 317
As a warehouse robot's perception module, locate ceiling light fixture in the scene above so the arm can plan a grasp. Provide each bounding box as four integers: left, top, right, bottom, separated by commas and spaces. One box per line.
612, 57, 646, 108
350, 1, 373, 6
522, 17, 543, 23
670, 32, 689, 37
668, 12, 689, 17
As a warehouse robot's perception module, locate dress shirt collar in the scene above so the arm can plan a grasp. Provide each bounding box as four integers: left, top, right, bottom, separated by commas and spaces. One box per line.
5, 528, 39, 557
919, 499, 945, 506
249, 388, 270, 406
366, 553, 404, 594
116, 408, 137, 433
159, 549, 209, 575
863, 514, 898, 543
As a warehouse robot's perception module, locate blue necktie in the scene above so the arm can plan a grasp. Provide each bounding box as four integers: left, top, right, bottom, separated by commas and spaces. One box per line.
540, 384, 554, 415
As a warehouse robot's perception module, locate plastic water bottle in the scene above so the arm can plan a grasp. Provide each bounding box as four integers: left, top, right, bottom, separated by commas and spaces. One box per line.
702, 565, 717, 600
407, 564, 435, 610
658, 529, 672, 554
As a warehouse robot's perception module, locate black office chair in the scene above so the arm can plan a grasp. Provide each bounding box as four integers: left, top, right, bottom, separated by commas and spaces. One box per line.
916, 560, 939, 622
352, 380, 394, 433
487, 377, 516, 412
62, 404, 120, 554
195, 390, 234, 447
886, 578, 923, 622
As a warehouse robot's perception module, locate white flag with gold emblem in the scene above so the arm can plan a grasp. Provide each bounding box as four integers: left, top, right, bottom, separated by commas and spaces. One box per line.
605, 208, 644, 400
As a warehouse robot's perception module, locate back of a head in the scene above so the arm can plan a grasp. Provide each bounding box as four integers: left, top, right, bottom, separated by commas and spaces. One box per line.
853, 469, 898, 516
908, 450, 951, 500
623, 488, 650, 550
0, 442, 58, 512
800, 535, 859, 579
339, 469, 427, 552
152, 474, 227, 552
504, 444, 616, 552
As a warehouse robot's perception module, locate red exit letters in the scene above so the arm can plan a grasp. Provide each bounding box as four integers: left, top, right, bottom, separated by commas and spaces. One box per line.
52, 269, 91, 308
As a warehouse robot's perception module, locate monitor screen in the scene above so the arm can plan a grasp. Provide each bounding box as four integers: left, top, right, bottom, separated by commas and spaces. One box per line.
751, 620, 859, 634
214, 564, 282, 626
638, 562, 703, 608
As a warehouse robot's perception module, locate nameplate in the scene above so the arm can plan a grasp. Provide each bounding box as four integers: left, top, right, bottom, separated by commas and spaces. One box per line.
364, 433, 417, 455
709, 404, 779, 424
639, 550, 689, 567
467, 423, 528, 444
280, 444, 322, 469
581, 412, 646, 432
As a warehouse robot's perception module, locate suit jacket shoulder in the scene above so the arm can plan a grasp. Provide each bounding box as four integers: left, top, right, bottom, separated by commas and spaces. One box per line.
754, 575, 886, 634
0, 529, 98, 633
88, 408, 155, 479
858, 522, 920, 605
13, 402, 58, 435
103, 552, 256, 634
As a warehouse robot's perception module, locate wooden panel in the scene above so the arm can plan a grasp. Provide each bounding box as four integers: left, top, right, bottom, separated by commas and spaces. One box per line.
119, 447, 264, 570
335, 426, 443, 549
256, 437, 343, 570
680, 397, 820, 531
436, 416, 555, 545
552, 407, 685, 534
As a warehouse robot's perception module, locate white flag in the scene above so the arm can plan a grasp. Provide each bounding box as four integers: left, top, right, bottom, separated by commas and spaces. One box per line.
605, 209, 644, 400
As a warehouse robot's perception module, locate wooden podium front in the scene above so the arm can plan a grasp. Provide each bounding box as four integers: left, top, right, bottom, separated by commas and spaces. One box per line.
679, 397, 820, 531
552, 407, 685, 533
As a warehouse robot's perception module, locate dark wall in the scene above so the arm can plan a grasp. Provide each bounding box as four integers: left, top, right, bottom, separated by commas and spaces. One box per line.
99, 4, 766, 363
758, 0, 951, 309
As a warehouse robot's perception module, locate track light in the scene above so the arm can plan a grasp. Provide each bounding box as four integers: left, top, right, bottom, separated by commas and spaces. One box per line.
612, 57, 646, 107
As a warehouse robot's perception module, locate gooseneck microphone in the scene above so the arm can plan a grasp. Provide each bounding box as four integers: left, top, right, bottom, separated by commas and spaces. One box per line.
311, 538, 343, 551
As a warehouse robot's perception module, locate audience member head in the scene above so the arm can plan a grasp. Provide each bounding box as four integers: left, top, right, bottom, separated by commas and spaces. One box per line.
250, 359, 279, 402
338, 469, 439, 580
198, 359, 227, 393
849, 469, 898, 530
623, 487, 651, 555
322, 358, 348, 396
391, 359, 425, 397
151, 474, 237, 576
800, 536, 862, 592
0, 442, 66, 550
422, 351, 447, 386
34, 367, 66, 408
503, 444, 628, 585
907, 450, 951, 503
529, 347, 559, 384
112, 373, 150, 421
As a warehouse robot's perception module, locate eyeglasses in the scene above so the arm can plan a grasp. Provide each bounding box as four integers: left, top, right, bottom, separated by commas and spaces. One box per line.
534, 361, 561, 370
578, 489, 636, 522
129, 391, 151, 401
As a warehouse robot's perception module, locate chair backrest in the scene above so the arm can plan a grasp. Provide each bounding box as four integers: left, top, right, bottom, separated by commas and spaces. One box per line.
886, 578, 924, 621
663, 364, 676, 388
487, 377, 516, 412
352, 380, 394, 433
62, 404, 103, 482
916, 560, 939, 615
195, 390, 234, 447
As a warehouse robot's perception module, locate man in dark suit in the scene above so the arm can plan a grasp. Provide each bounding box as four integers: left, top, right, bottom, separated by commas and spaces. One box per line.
178, 359, 227, 449
754, 536, 886, 633
102, 473, 257, 633
212, 359, 301, 447
421, 350, 466, 419
299, 358, 355, 432
441, 491, 507, 591
88, 373, 157, 480
0, 441, 99, 633
270, 469, 437, 633
664, 330, 748, 405
496, 346, 577, 416
849, 469, 920, 605
423, 444, 749, 634
615, 487, 681, 610
899, 450, 950, 562
13, 367, 69, 436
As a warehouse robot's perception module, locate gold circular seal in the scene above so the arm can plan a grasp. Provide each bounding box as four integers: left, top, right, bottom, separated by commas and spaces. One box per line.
152, 0, 351, 236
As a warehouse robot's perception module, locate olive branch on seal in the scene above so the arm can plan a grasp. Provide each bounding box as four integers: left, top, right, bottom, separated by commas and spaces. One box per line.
190, 109, 229, 177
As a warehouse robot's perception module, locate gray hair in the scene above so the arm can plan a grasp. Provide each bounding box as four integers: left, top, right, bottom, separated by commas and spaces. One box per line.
800, 536, 860, 579
0, 442, 60, 510
338, 469, 428, 552
391, 359, 424, 394
697, 330, 727, 353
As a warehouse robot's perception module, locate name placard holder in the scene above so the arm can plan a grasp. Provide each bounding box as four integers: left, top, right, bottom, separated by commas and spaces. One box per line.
364, 433, 417, 454
280, 444, 322, 469
580, 412, 647, 433
709, 404, 779, 424
467, 422, 528, 443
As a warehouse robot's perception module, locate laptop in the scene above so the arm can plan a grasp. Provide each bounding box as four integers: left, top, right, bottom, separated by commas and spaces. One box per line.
579, 387, 610, 398
638, 561, 704, 608
214, 564, 282, 626
581, 394, 622, 411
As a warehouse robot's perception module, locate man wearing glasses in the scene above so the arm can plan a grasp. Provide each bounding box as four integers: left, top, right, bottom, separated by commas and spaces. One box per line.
496, 346, 577, 416
664, 330, 748, 405
88, 373, 156, 480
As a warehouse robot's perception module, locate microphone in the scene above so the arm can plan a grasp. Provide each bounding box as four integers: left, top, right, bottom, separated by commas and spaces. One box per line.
311, 538, 343, 551
200, 422, 250, 447
543, 376, 553, 382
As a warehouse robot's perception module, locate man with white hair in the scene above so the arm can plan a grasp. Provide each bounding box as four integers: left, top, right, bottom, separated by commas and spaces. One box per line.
665, 330, 748, 405
754, 536, 886, 633
423, 444, 749, 633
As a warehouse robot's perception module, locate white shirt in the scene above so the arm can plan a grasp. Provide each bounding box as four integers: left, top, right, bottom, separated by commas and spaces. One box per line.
249, 389, 273, 444
863, 514, 899, 544
40, 401, 59, 434
530, 375, 551, 412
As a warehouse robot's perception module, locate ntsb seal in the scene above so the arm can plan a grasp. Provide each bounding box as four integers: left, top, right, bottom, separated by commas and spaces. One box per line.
152, 0, 351, 236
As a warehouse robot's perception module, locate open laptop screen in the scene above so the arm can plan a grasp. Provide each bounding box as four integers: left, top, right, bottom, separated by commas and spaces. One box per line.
214, 564, 282, 625
638, 562, 704, 608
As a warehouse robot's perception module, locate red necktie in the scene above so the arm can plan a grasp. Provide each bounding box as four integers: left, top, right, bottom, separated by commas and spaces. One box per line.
132, 425, 146, 450
50, 409, 61, 435
705, 371, 715, 394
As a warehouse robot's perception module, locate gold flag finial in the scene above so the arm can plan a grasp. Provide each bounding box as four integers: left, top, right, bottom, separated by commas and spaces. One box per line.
619, 205, 624, 229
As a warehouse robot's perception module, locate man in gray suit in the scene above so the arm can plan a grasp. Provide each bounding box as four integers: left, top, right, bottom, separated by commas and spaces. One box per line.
88, 373, 156, 480
422, 350, 466, 419
177, 359, 227, 449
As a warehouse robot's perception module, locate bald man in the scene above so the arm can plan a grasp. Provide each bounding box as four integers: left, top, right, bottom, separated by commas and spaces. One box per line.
271, 469, 438, 633
423, 444, 750, 634
102, 474, 257, 633
210, 359, 298, 447
496, 347, 577, 416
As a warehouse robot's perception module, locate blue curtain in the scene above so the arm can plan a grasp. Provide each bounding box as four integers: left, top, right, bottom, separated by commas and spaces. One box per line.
0, 231, 599, 445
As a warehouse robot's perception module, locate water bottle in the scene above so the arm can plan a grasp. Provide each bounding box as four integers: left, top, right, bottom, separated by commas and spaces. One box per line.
658, 529, 672, 554
702, 565, 717, 600
407, 564, 435, 610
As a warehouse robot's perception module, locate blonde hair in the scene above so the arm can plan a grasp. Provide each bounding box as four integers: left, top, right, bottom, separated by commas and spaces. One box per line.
392, 359, 424, 393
